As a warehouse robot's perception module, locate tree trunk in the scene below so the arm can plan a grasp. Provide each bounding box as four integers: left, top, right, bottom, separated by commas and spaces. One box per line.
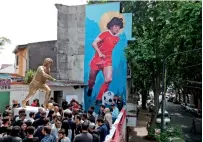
178, 89, 181, 102
150, 75, 160, 127
142, 89, 147, 109
182, 89, 186, 103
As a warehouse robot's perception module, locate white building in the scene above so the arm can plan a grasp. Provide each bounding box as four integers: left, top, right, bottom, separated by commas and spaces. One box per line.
0, 81, 86, 113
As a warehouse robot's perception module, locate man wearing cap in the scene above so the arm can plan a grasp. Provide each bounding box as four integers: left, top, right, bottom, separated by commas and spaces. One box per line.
88, 122, 100, 142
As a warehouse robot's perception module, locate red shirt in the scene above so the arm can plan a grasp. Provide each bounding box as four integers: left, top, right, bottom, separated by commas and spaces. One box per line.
31, 102, 37, 107
90, 31, 120, 68
96, 30, 119, 58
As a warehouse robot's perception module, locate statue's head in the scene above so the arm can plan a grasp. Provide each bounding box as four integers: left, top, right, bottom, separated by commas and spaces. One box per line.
43, 58, 53, 67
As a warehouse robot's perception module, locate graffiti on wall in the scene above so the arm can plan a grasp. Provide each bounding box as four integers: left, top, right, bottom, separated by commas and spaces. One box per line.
84, 2, 133, 110
0, 79, 11, 90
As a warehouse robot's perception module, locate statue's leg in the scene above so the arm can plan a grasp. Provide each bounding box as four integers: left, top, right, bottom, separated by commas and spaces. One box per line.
22, 86, 38, 107
41, 84, 51, 109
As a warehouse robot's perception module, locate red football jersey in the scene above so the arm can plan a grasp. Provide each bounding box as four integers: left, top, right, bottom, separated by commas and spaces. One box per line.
90, 31, 120, 70
96, 30, 120, 58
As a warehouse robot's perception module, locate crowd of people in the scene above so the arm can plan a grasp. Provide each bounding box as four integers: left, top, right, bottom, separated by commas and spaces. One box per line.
0, 96, 124, 142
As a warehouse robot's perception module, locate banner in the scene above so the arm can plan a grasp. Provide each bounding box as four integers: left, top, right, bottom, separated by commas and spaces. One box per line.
105, 108, 126, 142
84, 2, 133, 110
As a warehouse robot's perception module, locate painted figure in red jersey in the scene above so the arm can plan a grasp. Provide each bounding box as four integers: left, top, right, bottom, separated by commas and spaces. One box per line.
87, 17, 124, 105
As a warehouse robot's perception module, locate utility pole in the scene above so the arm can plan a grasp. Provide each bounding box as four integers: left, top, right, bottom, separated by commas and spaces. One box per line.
161, 48, 202, 131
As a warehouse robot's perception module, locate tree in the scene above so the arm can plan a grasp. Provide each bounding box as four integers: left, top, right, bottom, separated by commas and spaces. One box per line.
0, 37, 11, 53
24, 70, 35, 84
123, 1, 201, 127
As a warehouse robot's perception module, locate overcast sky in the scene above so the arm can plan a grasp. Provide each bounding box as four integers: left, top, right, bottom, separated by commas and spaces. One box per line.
0, 0, 87, 66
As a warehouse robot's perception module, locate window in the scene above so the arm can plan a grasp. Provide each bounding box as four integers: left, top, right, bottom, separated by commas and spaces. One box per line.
16, 56, 19, 66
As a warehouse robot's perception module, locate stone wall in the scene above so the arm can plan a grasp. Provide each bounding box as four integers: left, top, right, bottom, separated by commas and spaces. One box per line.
28, 40, 57, 78
55, 4, 85, 81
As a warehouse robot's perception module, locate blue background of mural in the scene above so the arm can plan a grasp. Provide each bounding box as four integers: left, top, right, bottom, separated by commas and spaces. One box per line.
84, 2, 133, 111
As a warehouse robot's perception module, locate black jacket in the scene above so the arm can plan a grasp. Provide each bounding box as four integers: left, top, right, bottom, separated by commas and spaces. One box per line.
0, 136, 22, 142
90, 131, 100, 142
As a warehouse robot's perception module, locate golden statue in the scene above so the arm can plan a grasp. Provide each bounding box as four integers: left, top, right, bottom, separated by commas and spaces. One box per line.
22, 58, 56, 109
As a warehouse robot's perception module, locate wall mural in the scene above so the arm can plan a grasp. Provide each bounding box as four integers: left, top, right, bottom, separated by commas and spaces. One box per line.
84, 2, 133, 111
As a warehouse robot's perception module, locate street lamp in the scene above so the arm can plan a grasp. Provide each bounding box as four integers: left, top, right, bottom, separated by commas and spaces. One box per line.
161, 48, 202, 131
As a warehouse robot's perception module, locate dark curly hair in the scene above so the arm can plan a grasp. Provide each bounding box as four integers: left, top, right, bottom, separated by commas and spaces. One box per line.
107, 17, 124, 29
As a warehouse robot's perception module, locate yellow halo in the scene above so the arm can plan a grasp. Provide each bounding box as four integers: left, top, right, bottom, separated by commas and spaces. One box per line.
99, 11, 125, 35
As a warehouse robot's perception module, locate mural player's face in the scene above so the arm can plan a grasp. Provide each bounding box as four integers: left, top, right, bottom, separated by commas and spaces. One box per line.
110, 25, 121, 35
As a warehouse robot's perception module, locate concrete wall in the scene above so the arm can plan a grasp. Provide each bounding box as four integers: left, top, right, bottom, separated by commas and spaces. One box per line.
9, 84, 84, 106
28, 40, 57, 78
15, 48, 28, 76
55, 4, 85, 81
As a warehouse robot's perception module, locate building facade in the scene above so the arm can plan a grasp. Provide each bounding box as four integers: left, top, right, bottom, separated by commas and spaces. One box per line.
13, 40, 57, 77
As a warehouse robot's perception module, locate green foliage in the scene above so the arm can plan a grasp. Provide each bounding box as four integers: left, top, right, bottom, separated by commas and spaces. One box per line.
24, 70, 35, 84
123, 1, 202, 110
0, 37, 11, 53
155, 125, 184, 142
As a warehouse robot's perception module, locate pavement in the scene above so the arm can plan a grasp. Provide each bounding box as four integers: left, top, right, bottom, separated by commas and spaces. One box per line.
129, 108, 155, 142
166, 102, 202, 142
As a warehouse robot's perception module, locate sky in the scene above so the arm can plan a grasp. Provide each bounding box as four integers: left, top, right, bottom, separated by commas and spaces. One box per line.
0, 0, 87, 66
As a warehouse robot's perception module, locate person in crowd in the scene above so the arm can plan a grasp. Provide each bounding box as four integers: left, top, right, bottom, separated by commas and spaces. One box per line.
34, 107, 43, 120
33, 118, 50, 141
62, 99, 68, 110
23, 126, 39, 142
64, 104, 72, 114
19, 122, 27, 139
31, 99, 38, 107
82, 113, 90, 124
12, 100, 21, 108
96, 117, 108, 142
88, 110, 95, 123
88, 122, 100, 142
73, 121, 93, 142
98, 105, 105, 118
116, 96, 124, 111
0, 126, 22, 142
41, 126, 56, 142
75, 115, 82, 135
14, 109, 26, 122
51, 118, 62, 141
59, 107, 64, 116
104, 108, 112, 129
33, 111, 46, 128
48, 97, 55, 103
50, 114, 58, 125
0, 117, 10, 135
3, 105, 11, 117
89, 106, 97, 119
53, 106, 61, 116
14, 113, 27, 126
28, 112, 35, 123
111, 103, 119, 123
61, 112, 76, 141
25, 120, 32, 127
47, 110, 54, 121
58, 129, 71, 142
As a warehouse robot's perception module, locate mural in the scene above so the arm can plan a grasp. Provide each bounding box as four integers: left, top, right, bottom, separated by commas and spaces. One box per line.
84, 2, 134, 111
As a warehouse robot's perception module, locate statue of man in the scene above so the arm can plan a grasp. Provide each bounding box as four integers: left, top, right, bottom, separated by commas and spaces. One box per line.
22, 58, 56, 109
